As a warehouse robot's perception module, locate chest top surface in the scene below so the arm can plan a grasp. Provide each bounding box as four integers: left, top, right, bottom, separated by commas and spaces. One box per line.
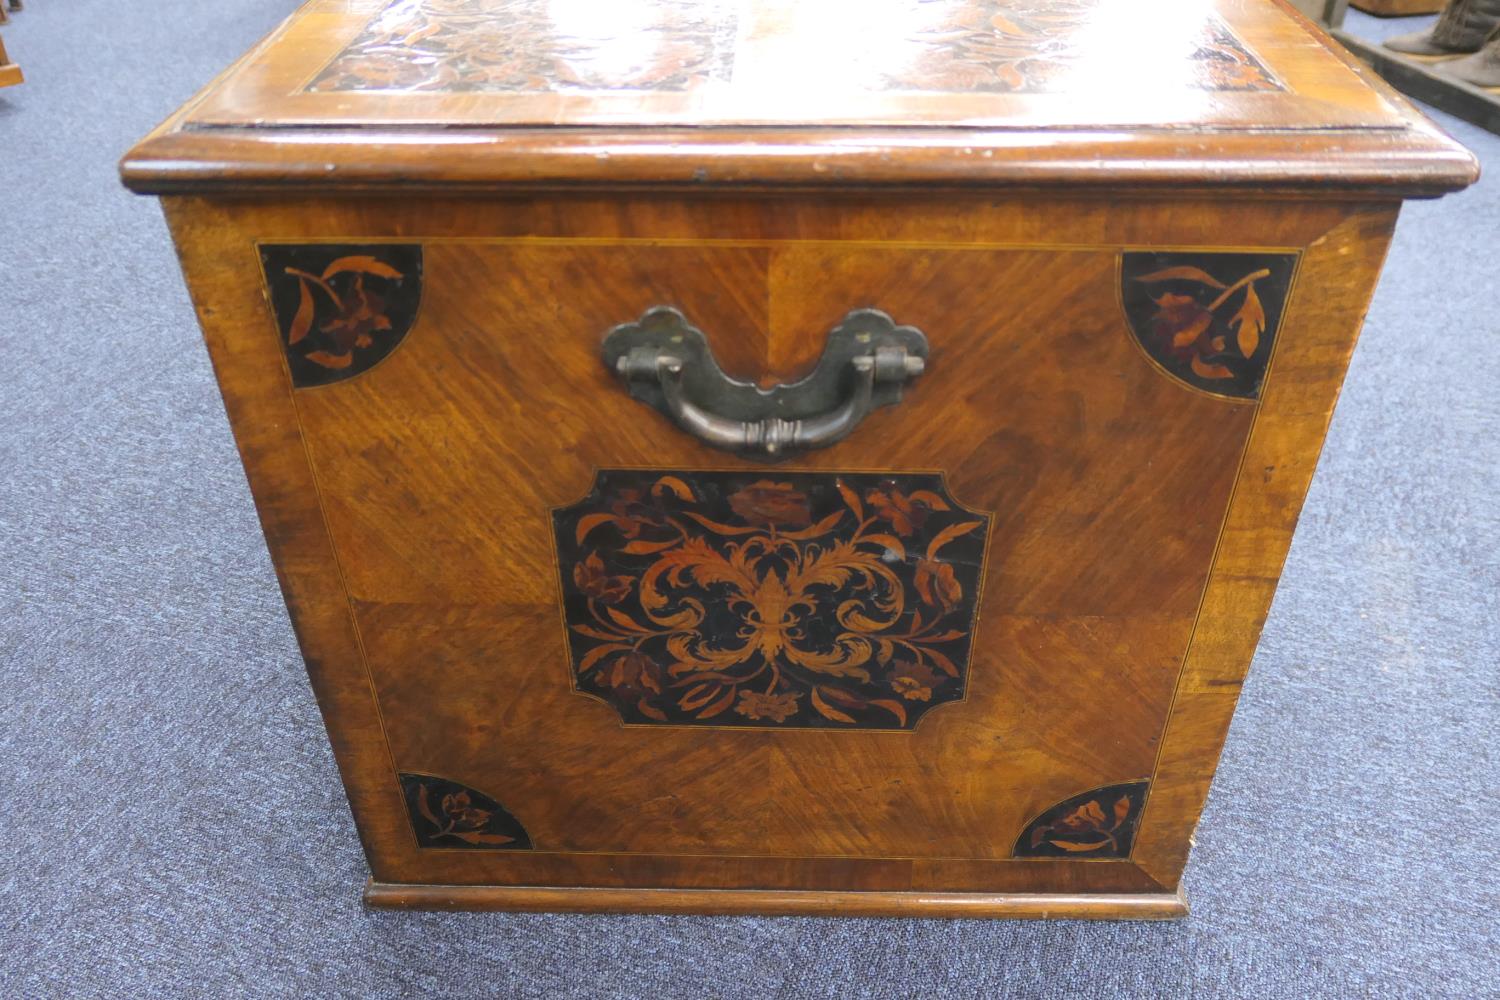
122, 0, 1477, 196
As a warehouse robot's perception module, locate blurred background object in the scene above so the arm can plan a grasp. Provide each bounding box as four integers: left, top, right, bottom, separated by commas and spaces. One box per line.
1332, 0, 1500, 134
0, 0, 23, 88
1351, 0, 1446, 15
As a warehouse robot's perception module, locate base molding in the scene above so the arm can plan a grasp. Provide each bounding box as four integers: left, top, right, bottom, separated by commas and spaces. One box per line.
363, 881, 1188, 920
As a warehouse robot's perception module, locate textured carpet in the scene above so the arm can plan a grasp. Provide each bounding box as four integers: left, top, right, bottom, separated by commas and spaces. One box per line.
1, 4, 1496, 998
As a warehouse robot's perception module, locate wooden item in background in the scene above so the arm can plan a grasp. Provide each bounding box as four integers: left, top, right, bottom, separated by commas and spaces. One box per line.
0, 0, 23, 89
1327, 0, 1500, 135
1349, 0, 1445, 14
1286, 0, 1352, 22
1334, 29, 1500, 132
0, 35, 20, 89
121, 0, 1476, 919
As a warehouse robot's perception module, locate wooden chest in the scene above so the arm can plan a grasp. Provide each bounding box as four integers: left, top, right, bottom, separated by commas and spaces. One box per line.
122, 0, 1475, 918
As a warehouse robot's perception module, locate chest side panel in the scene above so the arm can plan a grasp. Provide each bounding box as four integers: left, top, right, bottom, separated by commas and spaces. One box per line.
165, 193, 1389, 897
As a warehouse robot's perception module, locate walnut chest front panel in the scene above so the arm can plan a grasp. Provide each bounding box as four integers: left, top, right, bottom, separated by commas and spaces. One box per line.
164, 193, 1395, 916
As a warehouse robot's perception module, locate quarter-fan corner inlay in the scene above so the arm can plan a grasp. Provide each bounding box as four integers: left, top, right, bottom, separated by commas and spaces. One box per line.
260, 243, 422, 388
1119, 250, 1296, 401
553, 470, 991, 730
1014, 779, 1150, 859
399, 772, 533, 850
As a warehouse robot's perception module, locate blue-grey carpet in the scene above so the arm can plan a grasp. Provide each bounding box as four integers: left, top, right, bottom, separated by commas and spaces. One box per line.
1, 4, 1496, 998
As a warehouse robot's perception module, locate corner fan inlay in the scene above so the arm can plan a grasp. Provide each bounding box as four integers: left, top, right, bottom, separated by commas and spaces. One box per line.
1014, 780, 1149, 859
260, 243, 422, 388
1119, 251, 1296, 401
399, 773, 532, 850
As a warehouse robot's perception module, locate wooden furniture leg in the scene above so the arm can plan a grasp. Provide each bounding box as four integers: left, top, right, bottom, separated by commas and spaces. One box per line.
0, 36, 21, 89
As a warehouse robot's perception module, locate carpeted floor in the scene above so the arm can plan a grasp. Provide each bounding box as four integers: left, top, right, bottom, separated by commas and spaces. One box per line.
1, 3, 1496, 998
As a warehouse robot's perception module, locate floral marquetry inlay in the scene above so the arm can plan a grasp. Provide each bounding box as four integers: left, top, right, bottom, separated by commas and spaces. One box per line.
1119, 251, 1297, 401
399, 773, 533, 850
308, 0, 1279, 96
553, 470, 991, 730
260, 243, 422, 389
1014, 780, 1149, 859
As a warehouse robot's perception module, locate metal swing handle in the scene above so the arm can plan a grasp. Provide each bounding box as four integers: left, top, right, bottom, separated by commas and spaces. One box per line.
601, 307, 929, 461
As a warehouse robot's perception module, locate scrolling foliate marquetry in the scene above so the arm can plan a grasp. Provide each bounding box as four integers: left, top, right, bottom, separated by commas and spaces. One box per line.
308, 0, 738, 94
553, 470, 991, 730
259, 243, 422, 389
1120, 251, 1297, 401
871, 0, 1279, 94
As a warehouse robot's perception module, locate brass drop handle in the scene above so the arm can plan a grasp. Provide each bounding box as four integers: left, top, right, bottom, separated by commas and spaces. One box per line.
602, 307, 928, 461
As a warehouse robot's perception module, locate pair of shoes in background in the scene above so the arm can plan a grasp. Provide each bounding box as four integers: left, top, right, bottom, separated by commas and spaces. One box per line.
1385, 0, 1500, 88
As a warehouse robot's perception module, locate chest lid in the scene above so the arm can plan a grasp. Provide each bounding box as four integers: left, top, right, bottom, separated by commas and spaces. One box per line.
122, 0, 1476, 197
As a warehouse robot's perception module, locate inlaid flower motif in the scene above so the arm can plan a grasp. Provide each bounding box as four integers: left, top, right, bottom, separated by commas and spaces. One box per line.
866, 487, 929, 537
605, 488, 660, 538
573, 551, 633, 604
439, 790, 492, 831
890, 660, 945, 702
603, 651, 663, 697
277, 253, 407, 373
1135, 263, 1272, 383
915, 558, 962, 612
1148, 293, 1214, 355
727, 481, 812, 529
734, 690, 799, 723
322, 275, 392, 352
1024, 790, 1138, 855
404, 774, 530, 850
